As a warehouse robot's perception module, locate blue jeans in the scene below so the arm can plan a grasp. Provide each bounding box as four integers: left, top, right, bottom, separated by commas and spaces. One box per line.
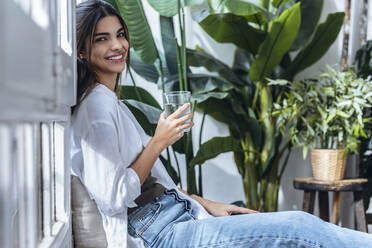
128, 189, 372, 247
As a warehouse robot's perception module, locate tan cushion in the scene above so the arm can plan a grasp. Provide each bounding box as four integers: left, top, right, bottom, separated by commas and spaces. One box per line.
71, 176, 108, 248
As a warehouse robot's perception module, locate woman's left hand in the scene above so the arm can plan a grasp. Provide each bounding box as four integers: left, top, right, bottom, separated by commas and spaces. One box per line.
203, 200, 259, 217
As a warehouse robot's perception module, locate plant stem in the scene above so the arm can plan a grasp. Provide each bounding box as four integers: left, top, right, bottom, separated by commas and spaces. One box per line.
198, 110, 207, 197
278, 147, 291, 180
172, 148, 183, 189
252, 83, 261, 112
174, 38, 184, 91
166, 147, 172, 180
128, 67, 142, 102
158, 57, 165, 92
241, 134, 259, 210
181, 6, 188, 91
177, 0, 184, 91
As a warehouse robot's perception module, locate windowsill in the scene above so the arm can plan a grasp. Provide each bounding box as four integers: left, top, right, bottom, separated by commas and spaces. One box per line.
39, 217, 71, 248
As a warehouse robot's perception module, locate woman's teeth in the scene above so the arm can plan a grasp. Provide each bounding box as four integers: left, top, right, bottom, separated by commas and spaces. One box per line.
107, 55, 123, 60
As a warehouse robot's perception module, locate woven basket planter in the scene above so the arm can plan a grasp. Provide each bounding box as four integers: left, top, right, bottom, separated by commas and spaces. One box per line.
310, 149, 347, 181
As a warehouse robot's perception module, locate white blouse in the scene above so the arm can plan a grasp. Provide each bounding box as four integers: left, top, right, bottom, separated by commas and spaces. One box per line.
70, 84, 211, 248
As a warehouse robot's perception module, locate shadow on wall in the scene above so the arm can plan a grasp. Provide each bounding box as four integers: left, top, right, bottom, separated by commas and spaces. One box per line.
199, 152, 245, 204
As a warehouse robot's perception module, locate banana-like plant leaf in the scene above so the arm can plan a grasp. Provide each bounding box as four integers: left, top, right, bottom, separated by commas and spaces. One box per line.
159, 155, 180, 185
199, 13, 266, 55
271, 0, 291, 8
187, 49, 245, 86
290, 0, 323, 51
208, 0, 273, 24
147, 0, 205, 17
125, 99, 161, 124
197, 97, 242, 134
232, 48, 255, 85
233, 151, 245, 176
190, 136, 243, 167
191, 92, 229, 103
160, 16, 178, 76
225, 0, 273, 21
247, 108, 262, 149
129, 48, 159, 83
116, 0, 159, 64
250, 2, 301, 82
120, 85, 162, 109
284, 12, 345, 79
121, 99, 160, 136
354, 40, 372, 79
165, 73, 234, 93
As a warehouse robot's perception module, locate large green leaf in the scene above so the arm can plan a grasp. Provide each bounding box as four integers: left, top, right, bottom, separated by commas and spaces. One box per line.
208, 0, 273, 24
249, 2, 301, 82
165, 74, 234, 93
190, 136, 242, 167
271, 0, 291, 8
199, 13, 266, 55
120, 85, 162, 109
247, 108, 262, 149
290, 0, 323, 51
197, 97, 243, 134
191, 92, 229, 103
122, 100, 161, 136
159, 155, 180, 185
129, 48, 159, 83
354, 40, 372, 79
116, 0, 158, 64
125, 99, 161, 124
147, 0, 205, 17
232, 48, 255, 85
284, 12, 345, 79
160, 16, 178, 76
187, 49, 245, 86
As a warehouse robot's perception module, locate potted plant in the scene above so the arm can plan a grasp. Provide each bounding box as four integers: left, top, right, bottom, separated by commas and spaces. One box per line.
271, 66, 372, 181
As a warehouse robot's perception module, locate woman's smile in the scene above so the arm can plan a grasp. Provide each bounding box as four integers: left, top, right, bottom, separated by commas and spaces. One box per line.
105, 53, 125, 63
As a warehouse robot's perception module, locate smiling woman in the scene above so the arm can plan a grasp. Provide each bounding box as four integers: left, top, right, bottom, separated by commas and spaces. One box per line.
73, 0, 131, 114
70, 1, 372, 248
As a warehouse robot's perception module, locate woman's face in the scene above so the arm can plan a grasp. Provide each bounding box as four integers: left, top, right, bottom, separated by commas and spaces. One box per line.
83, 15, 129, 79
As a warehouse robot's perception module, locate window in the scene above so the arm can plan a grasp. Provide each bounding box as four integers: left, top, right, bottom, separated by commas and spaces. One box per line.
0, 0, 75, 247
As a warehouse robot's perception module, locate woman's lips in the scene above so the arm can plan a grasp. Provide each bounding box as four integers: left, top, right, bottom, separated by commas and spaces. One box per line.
105, 54, 125, 63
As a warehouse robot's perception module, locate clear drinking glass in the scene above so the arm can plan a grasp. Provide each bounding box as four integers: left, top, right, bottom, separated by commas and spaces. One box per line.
163, 91, 191, 132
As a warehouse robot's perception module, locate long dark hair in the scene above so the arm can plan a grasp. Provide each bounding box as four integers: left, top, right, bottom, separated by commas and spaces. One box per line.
72, 0, 130, 114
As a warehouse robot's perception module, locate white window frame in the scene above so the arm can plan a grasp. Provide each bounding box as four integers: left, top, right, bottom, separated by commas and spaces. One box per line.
0, 0, 76, 248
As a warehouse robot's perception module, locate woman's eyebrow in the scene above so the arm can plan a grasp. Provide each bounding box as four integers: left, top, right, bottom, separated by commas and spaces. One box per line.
93, 27, 124, 37
93, 32, 109, 37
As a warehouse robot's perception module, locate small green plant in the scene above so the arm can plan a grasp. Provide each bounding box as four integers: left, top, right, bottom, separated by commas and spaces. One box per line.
271, 66, 372, 158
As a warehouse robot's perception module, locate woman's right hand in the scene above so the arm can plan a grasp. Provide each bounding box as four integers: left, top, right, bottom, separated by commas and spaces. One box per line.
153, 103, 194, 150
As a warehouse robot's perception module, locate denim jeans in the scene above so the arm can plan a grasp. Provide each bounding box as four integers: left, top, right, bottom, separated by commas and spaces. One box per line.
128, 189, 372, 248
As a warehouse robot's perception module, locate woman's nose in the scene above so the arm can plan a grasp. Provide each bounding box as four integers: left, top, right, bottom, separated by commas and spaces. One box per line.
111, 38, 122, 50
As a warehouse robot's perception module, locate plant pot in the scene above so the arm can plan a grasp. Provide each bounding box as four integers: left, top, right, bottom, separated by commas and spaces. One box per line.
310, 149, 347, 181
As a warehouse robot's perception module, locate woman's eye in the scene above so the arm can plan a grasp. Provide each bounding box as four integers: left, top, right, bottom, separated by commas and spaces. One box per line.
118, 32, 126, 38
95, 37, 106, 42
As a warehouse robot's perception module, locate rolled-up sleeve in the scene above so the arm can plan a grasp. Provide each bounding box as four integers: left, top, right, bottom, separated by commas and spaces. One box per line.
80, 121, 141, 216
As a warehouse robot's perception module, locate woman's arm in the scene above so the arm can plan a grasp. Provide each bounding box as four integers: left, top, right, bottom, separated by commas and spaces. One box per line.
178, 188, 259, 217
130, 103, 193, 184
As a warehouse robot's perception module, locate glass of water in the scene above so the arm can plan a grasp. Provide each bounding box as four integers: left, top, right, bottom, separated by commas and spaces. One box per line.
163, 91, 191, 131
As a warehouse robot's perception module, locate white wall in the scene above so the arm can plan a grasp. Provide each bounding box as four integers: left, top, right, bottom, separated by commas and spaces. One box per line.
126, 0, 371, 230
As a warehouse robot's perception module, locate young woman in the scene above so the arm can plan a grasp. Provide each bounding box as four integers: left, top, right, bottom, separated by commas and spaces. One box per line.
71, 1, 372, 247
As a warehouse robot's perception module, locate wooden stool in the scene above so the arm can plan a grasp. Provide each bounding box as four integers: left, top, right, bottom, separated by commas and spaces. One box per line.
293, 177, 369, 232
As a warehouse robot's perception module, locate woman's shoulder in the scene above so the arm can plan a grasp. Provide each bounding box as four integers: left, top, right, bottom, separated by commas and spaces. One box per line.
72, 85, 119, 129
